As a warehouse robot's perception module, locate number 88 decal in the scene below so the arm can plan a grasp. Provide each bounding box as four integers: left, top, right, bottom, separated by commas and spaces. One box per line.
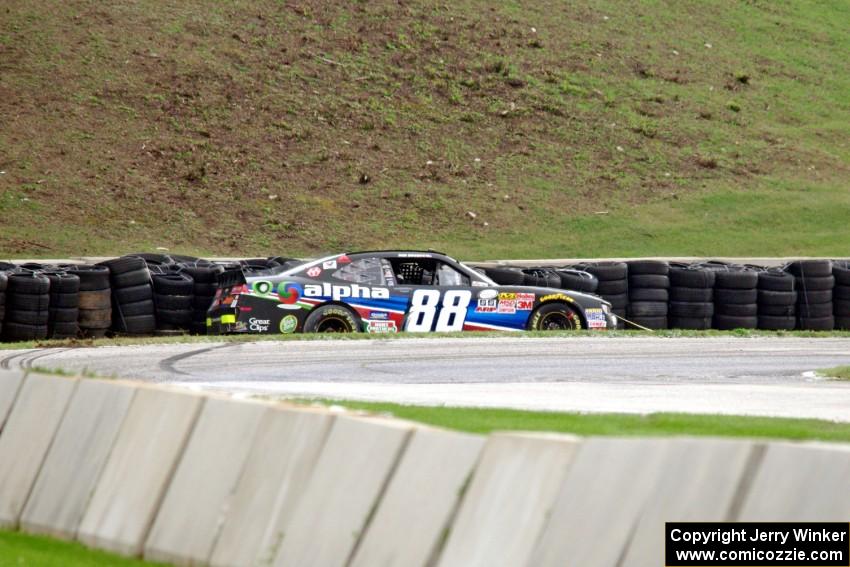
405, 290, 472, 332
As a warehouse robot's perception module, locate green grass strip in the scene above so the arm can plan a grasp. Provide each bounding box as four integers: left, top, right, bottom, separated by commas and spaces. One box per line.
0, 530, 169, 566
318, 400, 850, 442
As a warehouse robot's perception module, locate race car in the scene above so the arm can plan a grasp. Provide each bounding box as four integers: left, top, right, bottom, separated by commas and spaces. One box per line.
207, 250, 616, 334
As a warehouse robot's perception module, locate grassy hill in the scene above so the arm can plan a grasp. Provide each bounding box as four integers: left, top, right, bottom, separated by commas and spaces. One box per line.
1, 0, 848, 259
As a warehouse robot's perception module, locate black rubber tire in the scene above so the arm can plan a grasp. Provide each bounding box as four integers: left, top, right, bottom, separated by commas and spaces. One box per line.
112, 268, 151, 289
713, 314, 758, 330
627, 301, 668, 317
118, 299, 155, 317
629, 288, 668, 302
758, 303, 796, 317
119, 314, 157, 335
758, 270, 795, 292
835, 316, 850, 330
193, 283, 217, 296
155, 294, 192, 310
601, 292, 628, 309
797, 316, 834, 331
715, 303, 758, 317
596, 279, 628, 295
66, 265, 111, 291
629, 275, 670, 289
669, 316, 713, 330
669, 302, 714, 317
304, 304, 361, 333
181, 264, 223, 284
6, 309, 49, 325
795, 275, 835, 291
835, 286, 850, 300
156, 309, 193, 326
669, 287, 713, 302
482, 267, 525, 286
758, 290, 797, 306
152, 273, 195, 295
128, 253, 175, 266
758, 315, 796, 330
78, 290, 113, 310
833, 299, 850, 317
50, 292, 80, 308
714, 288, 757, 304
99, 256, 147, 275
3, 321, 48, 341
713, 270, 758, 289
626, 260, 669, 275
0, 272, 6, 292
796, 289, 832, 304
796, 303, 833, 319
833, 261, 850, 286
556, 270, 598, 293
8, 273, 50, 294
629, 316, 668, 330
581, 262, 628, 281
49, 307, 79, 323
46, 273, 80, 294
786, 260, 832, 278
192, 296, 214, 311
8, 293, 50, 311
523, 270, 560, 288
669, 267, 715, 288
115, 284, 154, 304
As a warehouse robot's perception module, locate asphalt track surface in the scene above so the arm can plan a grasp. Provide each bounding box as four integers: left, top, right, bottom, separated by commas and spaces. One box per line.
3, 336, 850, 421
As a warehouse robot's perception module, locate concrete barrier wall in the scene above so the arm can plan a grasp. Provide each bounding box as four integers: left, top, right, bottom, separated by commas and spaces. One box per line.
2, 369, 850, 567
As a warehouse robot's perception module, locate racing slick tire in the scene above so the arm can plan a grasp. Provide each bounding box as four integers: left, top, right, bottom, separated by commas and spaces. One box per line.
482, 267, 525, 286
527, 302, 582, 331
304, 304, 361, 333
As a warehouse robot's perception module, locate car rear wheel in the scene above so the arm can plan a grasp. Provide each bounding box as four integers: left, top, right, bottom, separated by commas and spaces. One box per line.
304, 305, 360, 333
528, 303, 582, 331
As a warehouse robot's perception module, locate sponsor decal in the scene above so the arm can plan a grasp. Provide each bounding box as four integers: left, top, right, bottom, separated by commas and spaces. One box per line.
585, 308, 608, 329
303, 283, 390, 301
322, 260, 337, 270
540, 293, 574, 303
516, 292, 535, 310
478, 289, 498, 300
475, 298, 498, 313
498, 292, 517, 300
397, 253, 432, 258
306, 266, 322, 278
497, 299, 517, 314
280, 314, 298, 334
337, 254, 352, 264
278, 282, 302, 304
253, 280, 274, 295
239, 306, 253, 312
248, 317, 270, 332
369, 311, 390, 320
472, 281, 487, 287
366, 319, 398, 333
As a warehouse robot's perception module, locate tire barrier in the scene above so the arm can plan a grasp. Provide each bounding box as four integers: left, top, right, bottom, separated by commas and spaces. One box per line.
626, 260, 670, 330
3, 256, 850, 340
4, 370, 850, 566
833, 261, 850, 330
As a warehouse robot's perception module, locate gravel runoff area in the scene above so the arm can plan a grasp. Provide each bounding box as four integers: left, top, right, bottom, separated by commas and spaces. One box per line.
4, 336, 850, 421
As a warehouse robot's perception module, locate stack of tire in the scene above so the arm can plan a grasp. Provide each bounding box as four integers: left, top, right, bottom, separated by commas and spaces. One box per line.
178, 260, 224, 334
521, 268, 561, 288
833, 261, 850, 330
572, 262, 628, 328
2, 272, 50, 341
667, 264, 715, 330
479, 266, 525, 286
66, 265, 112, 338
45, 272, 80, 339
0, 271, 7, 336
626, 261, 669, 329
786, 260, 834, 331
709, 264, 758, 330
756, 269, 796, 330
554, 268, 599, 294
99, 257, 156, 335
150, 267, 194, 333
